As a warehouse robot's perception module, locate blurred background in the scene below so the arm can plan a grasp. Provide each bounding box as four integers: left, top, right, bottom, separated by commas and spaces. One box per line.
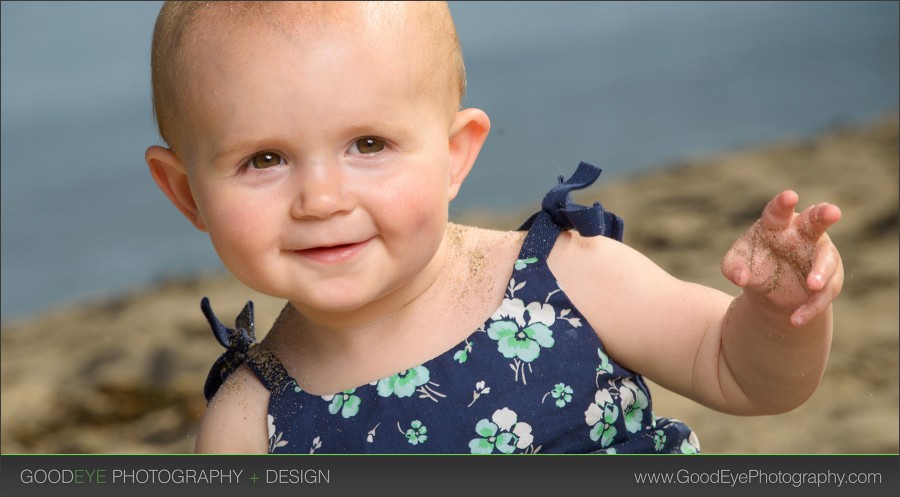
0, 1, 897, 455
1, 1, 897, 322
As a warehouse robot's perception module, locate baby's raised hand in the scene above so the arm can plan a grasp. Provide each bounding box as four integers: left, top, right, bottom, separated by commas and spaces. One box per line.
721, 191, 843, 327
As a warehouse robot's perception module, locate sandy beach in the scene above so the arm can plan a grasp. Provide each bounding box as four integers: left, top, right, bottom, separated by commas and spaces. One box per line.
2, 112, 897, 454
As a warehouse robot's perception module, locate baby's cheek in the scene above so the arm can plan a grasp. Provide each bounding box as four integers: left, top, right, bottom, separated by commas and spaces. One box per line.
206, 209, 273, 276
397, 180, 448, 229
381, 178, 448, 254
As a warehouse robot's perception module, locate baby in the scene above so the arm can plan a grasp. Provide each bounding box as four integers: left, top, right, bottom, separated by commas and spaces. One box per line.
146, 2, 843, 454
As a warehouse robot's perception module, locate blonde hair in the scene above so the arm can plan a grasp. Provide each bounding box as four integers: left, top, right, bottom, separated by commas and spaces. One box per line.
149, 1, 467, 150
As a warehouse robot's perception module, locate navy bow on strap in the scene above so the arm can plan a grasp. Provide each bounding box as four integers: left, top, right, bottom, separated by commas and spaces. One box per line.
201, 297, 257, 402
519, 161, 624, 242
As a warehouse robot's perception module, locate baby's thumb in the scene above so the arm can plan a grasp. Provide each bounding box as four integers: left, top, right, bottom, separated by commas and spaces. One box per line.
721, 254, 750, 288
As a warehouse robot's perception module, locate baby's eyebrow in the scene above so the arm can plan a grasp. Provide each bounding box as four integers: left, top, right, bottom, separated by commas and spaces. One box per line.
343, 123, 411, 141
209, 138, 272, 162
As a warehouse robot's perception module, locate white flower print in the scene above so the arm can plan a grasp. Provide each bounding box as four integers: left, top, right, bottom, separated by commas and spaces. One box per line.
584, 389, 614, 426
619, 381, 635, 409
619, 378, 649, 433
267, 414, 276, 438
267, 414, 288, 452
524, 301, 556, 327
585, 389, 619, 448
492, 407, 534, 449
558, 308, 583, 328
683, 431, 701, 453
512, 421, 534, 449
492, 407, 517, 431
492, 298, 558, 329
367, 423, 380, 443
491, 297, 527, 327
467, 380, 491, 407
584, 402, 602, 427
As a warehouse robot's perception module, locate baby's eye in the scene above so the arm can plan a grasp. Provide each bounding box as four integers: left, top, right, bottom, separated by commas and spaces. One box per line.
247, 151, 285, 169
350, 137, 386, 155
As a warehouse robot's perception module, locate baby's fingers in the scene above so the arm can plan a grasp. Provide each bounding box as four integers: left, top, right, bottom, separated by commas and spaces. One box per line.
796, 202, 843, 241
723, 257, 752, 288
791, 276, 841, 327
793, 245, 843, 327
806, 238, 842, 292
759, 190, 800, 231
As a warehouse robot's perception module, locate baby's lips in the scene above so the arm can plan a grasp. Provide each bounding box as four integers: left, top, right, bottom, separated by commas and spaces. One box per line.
294, 236, 372, 251
290, 238, 374, 264
299, 242, 356, 251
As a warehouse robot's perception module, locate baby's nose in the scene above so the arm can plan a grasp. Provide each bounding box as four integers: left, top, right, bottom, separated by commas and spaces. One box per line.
290, 163, 353, 219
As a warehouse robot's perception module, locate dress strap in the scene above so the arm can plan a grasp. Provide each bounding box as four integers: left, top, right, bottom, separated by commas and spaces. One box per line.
517, 161, 624, 260
201, 297, 289, 401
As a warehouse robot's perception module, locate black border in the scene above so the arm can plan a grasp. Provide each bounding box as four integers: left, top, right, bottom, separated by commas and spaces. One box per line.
1, 454, 898, 497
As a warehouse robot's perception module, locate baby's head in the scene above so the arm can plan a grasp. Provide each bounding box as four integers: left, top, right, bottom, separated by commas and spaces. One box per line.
146, 1, 490, 313
150, 1, 468, 153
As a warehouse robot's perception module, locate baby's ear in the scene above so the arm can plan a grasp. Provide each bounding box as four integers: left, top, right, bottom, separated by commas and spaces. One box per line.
145, 146, 207, 232
447, 108, 490, 200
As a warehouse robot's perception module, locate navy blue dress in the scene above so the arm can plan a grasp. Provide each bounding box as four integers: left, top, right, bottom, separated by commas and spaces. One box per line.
201, 162, 700, 454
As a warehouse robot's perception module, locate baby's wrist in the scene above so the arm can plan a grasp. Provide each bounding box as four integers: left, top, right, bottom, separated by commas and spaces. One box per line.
734, 291, 798, 329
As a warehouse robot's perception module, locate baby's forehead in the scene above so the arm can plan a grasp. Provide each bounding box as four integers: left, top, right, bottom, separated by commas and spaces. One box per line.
182, 3, 442, 91
184, 3, 457, 92
156, 1, 462, 150
183, 2, 451, 88
189, 2, 430, 44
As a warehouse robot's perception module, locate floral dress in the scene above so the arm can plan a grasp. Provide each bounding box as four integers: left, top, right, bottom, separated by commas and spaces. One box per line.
201, 162, 700, 454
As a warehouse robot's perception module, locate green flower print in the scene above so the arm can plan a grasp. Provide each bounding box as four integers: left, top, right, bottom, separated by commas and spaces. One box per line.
469, 408, 534, 454
453, 349, 468, 363
596, 348, 613, 375
325, 389, 361, 419
620, 379, 649, 433
453, 340, 472, 364
680, 431, 701, 454
550, 383, 573, 408
487, 320, 554, 363
585, 389, 619, 448
284, 380, 302, 394
469, 419, 516, 454
514, 257, 538, 270
377, 366, 430, 398
404, 420, 428, 446
653, 430, 667, 452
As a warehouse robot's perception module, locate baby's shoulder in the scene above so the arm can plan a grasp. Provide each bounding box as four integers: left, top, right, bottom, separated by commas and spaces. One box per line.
549, 229, 631, 272
452, 223, 638, 279
450, 222, 524, 248
195, 364, 271, 453
547, 229, 663, 310
448, 223, 525, 268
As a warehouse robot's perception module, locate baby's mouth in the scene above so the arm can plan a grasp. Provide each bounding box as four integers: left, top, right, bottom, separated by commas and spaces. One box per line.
292, 238, 372, 264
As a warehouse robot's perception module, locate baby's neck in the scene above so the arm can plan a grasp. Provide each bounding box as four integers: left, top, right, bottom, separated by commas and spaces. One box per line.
265, 224, 522, 395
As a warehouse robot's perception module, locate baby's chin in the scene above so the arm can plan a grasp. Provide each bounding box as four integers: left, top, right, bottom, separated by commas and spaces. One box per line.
280, 282, 408, 317
289, 296, 374, 315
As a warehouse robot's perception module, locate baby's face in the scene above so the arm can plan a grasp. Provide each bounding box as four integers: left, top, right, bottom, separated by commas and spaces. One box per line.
175, 6, 465, 313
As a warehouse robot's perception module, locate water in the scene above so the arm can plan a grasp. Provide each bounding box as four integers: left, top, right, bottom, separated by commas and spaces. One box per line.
1, 1, 897, 321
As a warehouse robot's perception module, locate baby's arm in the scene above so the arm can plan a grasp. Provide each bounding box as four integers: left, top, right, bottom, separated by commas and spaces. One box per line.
715, 191, 842, 413
551, 191, 842, 415
195, 365, 271, 453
